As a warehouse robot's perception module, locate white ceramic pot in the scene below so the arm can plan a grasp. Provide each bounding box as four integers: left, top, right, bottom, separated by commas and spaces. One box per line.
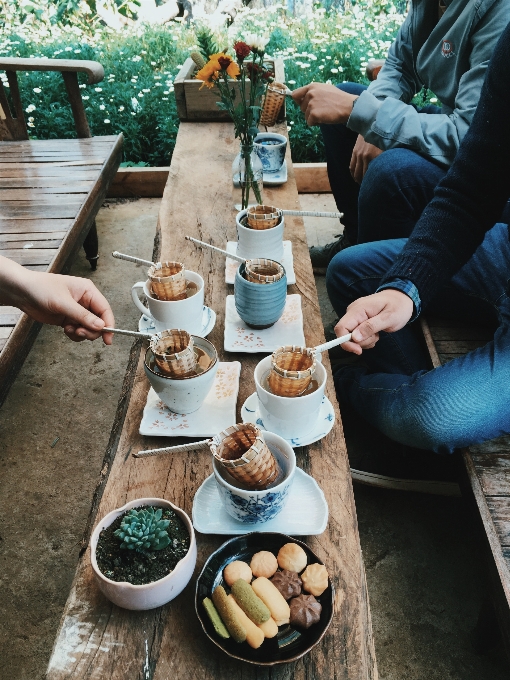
236, 209, 284, 262
90, 497, 197, 610
213, 431, 296, 524
144, 336, 218, 414
254, 355, 327, 440
131, 270, 205, 334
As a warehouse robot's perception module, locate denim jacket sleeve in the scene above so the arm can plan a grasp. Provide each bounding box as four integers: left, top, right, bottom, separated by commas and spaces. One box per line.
346, 0, 510, 166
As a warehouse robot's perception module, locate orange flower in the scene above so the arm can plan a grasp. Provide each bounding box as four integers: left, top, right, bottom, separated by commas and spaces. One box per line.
195, 59, 221, 89
195, 53, 240, 89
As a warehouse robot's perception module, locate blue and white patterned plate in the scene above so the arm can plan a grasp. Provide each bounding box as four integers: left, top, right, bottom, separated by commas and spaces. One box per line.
138, 305, 216, 337
263, 160, 287, 186
240, 391, 335, 448
192, 468, 328, 535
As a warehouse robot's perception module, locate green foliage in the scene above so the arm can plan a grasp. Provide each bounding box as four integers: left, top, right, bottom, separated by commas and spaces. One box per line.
195, 26, 222, 61
1, 2, 407, 165
114, 507, 171, 552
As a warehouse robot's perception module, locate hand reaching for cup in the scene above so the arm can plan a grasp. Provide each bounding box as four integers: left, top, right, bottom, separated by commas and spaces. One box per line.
334, 289, 414, 355
0, 255, 114, 344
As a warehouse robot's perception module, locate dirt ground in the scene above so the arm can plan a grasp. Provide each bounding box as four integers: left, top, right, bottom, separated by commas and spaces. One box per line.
0, 197, 508, 679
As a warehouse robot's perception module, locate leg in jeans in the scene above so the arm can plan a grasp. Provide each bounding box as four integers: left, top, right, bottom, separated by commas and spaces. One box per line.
358, 148, 447, 242
326, 223, 510, 454
320, 82, 366, 244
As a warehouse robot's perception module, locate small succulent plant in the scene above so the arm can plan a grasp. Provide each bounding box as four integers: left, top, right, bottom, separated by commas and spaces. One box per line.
114, 507, 171, 552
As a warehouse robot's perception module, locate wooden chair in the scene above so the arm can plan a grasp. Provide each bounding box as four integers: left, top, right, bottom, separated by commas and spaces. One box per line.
0, 58, 123, 407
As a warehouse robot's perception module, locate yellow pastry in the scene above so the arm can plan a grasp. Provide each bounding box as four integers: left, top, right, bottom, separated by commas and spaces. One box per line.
251, 577, 290, 626
223, 560, 252, 587
258, 616, 278, 638
250, 551, 278, 578
227, 595, 265, 649
301, 563, 329, 597
277, 542, 307, 573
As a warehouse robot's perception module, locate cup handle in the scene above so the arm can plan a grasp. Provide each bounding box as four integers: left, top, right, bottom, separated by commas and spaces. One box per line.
131, 281, 153, 319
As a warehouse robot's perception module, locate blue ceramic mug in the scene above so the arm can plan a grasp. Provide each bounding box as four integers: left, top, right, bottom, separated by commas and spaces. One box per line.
254, 133, 287, 174
234, 261, 287, 329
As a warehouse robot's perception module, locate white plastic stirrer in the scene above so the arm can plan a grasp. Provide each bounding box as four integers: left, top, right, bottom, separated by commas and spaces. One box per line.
312, 333, 352, 354
134, 440, 212, 458
185, 236, 246, 264
112, 251, 159, 268
103, 326, 153, 339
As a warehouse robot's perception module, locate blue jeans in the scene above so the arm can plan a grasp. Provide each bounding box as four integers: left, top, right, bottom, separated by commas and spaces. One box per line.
326, 222, 510, 454
320, 83, 446, 244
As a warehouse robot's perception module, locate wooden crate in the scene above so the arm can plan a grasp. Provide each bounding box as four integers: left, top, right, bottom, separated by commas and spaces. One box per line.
174, 57, 286, 122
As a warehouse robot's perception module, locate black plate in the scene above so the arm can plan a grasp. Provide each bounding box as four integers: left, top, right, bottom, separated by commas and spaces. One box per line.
195, 532, 334, 665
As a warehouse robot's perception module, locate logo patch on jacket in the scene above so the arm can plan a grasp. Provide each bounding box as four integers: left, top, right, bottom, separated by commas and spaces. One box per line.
441, 39, 455, 58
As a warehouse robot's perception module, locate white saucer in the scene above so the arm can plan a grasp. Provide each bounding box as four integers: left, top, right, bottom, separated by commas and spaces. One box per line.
224, 241, 296, 285
139, 362, 241, 437
263, 160, 287, 186
241, 392, 335, 447
224, 294, 305, 353
138, 305, 216, 337
192, 467, 328, 535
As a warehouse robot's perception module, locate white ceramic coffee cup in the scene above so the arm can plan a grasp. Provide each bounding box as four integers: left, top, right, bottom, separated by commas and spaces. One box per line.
254, 355, 327, 440
144, 336, 218, 414
132, 270, 204, 334
236, 209, 284, 262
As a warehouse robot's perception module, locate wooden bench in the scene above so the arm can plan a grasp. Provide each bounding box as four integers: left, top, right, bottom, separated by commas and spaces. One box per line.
0, 58, 123, 407
422, 318, 510, 661
46, 121, 378, 679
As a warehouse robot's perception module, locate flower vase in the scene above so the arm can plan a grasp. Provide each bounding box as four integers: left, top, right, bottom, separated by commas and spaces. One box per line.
232, 143, 264, 210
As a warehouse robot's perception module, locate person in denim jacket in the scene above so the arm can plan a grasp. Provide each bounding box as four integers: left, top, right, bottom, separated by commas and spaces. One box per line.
293, 0, 510, 271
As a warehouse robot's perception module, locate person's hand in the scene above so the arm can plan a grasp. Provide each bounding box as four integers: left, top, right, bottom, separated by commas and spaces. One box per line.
334, 289, 414, 355
0, 257, 114, 344
349, 135, 382, 184
291, 83, 358, 126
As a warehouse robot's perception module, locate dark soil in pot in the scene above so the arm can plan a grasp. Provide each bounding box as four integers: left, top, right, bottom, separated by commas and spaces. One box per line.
95, 505, 190, 585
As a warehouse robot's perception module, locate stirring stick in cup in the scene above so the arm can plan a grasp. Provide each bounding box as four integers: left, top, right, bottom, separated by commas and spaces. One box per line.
185, 236, 246, 264
112, 251, 159, 268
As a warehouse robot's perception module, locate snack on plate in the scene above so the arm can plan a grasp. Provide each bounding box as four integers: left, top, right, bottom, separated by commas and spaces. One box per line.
227, 595, 265, 649
224, 560, 253, 587
202, 597, 231, 640
301, 563, 329, 597
250, 551, 278, 578
277, 542, 308, 573
251, 577, 291, 626
258, 616, 278, 639
231, 578, 271, 625
289, 594, 322, 630
271, 569, 302, 600
212, 585, 247, 643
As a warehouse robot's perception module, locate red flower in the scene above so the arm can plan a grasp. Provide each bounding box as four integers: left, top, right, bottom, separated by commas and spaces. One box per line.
234, 41, 251, 61
245, 62, 272, 80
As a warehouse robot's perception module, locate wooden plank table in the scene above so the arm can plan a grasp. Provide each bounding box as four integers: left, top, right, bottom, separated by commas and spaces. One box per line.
47, 122, 378, 679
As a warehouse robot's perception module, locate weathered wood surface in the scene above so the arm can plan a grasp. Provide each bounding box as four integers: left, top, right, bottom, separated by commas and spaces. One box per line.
107, 163, 332, 199
423, 316, 510, 661
47, 122, 378, 680
0, 134, 123, 407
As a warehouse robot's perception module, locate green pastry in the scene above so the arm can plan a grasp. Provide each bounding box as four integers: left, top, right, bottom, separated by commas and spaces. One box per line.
231, 578, 271, 624
202, 597, 230, 639
211, 586, 247, 643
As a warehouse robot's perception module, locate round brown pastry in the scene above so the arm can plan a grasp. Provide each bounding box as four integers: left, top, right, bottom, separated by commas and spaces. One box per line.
289, 594, 322, 629
277, 542, 307, 573
250, 551, 278, 578
301, 563, 329, 597
271, 569, 302, 600
223, 560, 252, 587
